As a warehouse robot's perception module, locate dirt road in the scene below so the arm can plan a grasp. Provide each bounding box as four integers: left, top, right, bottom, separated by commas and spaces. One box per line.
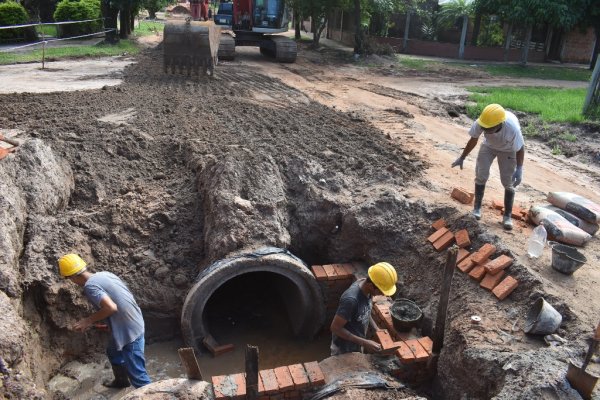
0, 35, 599, 399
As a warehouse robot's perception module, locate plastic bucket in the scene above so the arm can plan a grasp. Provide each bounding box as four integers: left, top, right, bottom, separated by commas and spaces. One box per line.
524, 297, 562, 335
390, 299, 423, 332
550, 242, 587, 275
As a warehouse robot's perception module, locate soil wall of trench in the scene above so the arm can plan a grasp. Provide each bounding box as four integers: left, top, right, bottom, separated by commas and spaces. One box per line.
0, 47, 590, 399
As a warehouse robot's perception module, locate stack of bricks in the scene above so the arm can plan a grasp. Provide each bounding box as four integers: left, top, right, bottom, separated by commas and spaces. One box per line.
311, 263, 357, 323
212, 361, 325, 400
370, 296, 433, 366
490, 199, 529, 222
429, 218, 519, 301
427, 218, 472, 254
457, 242, 519, 301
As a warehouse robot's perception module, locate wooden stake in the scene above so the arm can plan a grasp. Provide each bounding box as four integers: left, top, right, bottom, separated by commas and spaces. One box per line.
245, 345, 259, 400
432, 245, 458, 354
178, 347, 203, 380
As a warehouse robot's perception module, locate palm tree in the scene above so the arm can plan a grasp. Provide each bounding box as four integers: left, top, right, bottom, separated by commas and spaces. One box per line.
439, 0, 475, 59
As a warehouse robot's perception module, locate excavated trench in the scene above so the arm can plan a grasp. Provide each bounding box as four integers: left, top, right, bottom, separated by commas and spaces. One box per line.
0, 47, 590, 399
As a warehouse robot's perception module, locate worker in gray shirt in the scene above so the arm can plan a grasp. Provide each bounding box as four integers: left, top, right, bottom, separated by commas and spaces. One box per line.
58, 254, 151, 389
452, 103, 525, 230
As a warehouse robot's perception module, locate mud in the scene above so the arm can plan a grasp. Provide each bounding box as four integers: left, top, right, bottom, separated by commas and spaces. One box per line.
1, 39, 599, 400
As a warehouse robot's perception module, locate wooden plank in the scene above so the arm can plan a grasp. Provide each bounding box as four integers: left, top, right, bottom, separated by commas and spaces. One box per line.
177, 347, 203, 380
246, 345, 259, 400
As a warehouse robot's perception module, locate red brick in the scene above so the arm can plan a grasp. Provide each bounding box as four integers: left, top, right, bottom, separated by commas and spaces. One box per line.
491, 199, 504, 210
303, 361, 325, 387
333, 263, 351, 279
273, 366, 294, 392
483, 255, 513, 275
322, 264, 337, 280
212, 375, 228, 400
457, 255, 475, 273
405, 339, 430, 362
394, 341, 416, 364
432, 218, 446, 230
457, 248, 470, 263
472, 244, 496, 265
374, 329, 395, 349
288, 364, 310, 389
433, 231, 455, 251
311, 265, 327, 281
231, 373, 246, 399
427, 227, 449, 244
511, 206, 525, 220
214, 343, 234, 356
492, 276, 519, 300
454, 229, 471, 248
468, 264, 486, 281
340, 263, 356, 276
259, 369, 279, 394
417, 336, 433, 355
480, 271, 505, 291
451, 187, 474, 204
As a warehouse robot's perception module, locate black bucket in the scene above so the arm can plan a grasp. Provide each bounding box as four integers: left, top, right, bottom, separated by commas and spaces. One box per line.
390, 299, 423, 332
550, 242, 587, 275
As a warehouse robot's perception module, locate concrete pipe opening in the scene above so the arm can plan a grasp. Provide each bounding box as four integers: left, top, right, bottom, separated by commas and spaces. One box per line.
181, 247, 326, 356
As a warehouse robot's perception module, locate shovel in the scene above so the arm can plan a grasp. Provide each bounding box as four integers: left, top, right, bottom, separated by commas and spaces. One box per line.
567, 321, 600, 399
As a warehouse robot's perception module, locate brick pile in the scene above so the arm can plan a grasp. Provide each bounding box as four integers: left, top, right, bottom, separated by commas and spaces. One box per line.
311, 263, 357, 323
212, 361, 325, 400
370, 296, 433, 364
428, 218, 519, 301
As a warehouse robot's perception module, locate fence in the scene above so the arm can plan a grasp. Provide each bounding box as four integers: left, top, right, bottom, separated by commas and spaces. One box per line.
0, 18, 115, 68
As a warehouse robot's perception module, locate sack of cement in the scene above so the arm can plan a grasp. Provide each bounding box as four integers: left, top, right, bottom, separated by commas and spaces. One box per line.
547, 192, 600, 224
543, 205, 599, 235
529, 205, 591, 246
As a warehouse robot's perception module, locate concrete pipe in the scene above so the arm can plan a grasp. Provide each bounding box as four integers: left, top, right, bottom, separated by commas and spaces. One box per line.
181, 247, 325, 353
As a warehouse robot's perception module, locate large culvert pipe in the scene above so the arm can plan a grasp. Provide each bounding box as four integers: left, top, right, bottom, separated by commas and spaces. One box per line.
181, 247, 325, 353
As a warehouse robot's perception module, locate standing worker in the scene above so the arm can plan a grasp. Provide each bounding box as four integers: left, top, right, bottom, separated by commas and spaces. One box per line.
451, 104, 525, 230
330, 262, 398, 355
58, 254, 152, 389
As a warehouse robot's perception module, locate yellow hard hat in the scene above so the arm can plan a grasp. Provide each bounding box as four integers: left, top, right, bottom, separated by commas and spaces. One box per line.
58, 254, 87, 278
368, 262, 397, 296
477, 104, 506, 129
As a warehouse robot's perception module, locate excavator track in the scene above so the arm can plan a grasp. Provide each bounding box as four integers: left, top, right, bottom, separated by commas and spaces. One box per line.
270, 36, 297, 63
218, 33, 236, 61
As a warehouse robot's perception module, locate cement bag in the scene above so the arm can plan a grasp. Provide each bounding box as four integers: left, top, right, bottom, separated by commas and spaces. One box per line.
543, 205, 599, 235
547, 192, 600, 224
529, 205, 591, 246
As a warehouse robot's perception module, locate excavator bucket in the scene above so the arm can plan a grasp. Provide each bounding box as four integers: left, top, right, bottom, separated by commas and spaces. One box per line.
163, 19, 221, 76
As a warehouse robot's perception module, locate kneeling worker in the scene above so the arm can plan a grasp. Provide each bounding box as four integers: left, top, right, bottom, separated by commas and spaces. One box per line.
330, 262, 398, 355
58, 254, 152, 389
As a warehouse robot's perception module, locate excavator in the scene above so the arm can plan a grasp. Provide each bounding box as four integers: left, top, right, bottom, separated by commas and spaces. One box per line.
163, 0, 296, 75
213, 0, 297, 63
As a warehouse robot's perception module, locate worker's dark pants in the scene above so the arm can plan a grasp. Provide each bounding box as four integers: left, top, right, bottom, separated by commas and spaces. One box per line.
475, 144, 517, 190
107, 334, 152, 388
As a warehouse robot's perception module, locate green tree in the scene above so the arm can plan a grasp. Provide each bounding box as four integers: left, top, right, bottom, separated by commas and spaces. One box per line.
439, 0, 475, 59
141, 0, 167, 19
300, 0, 346, 48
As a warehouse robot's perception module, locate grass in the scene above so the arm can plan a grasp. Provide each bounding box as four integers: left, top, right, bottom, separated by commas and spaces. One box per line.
396, 56, 431, 70
559, 132, 578, 142
552, 144, 562, 155
484, 64, 591, 82
35, 25, 58, 38
0, 40, 139, 65
133, 20, 164, 37
467, 86, 587, 123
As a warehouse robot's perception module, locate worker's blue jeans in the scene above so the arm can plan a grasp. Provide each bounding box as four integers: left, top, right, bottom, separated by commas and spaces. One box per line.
106, 334, 152, 388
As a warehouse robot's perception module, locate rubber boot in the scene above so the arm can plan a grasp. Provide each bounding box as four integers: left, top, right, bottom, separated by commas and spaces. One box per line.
473, 184, 485, 220
103, 364, 131, 388
503, 189, 515, 231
